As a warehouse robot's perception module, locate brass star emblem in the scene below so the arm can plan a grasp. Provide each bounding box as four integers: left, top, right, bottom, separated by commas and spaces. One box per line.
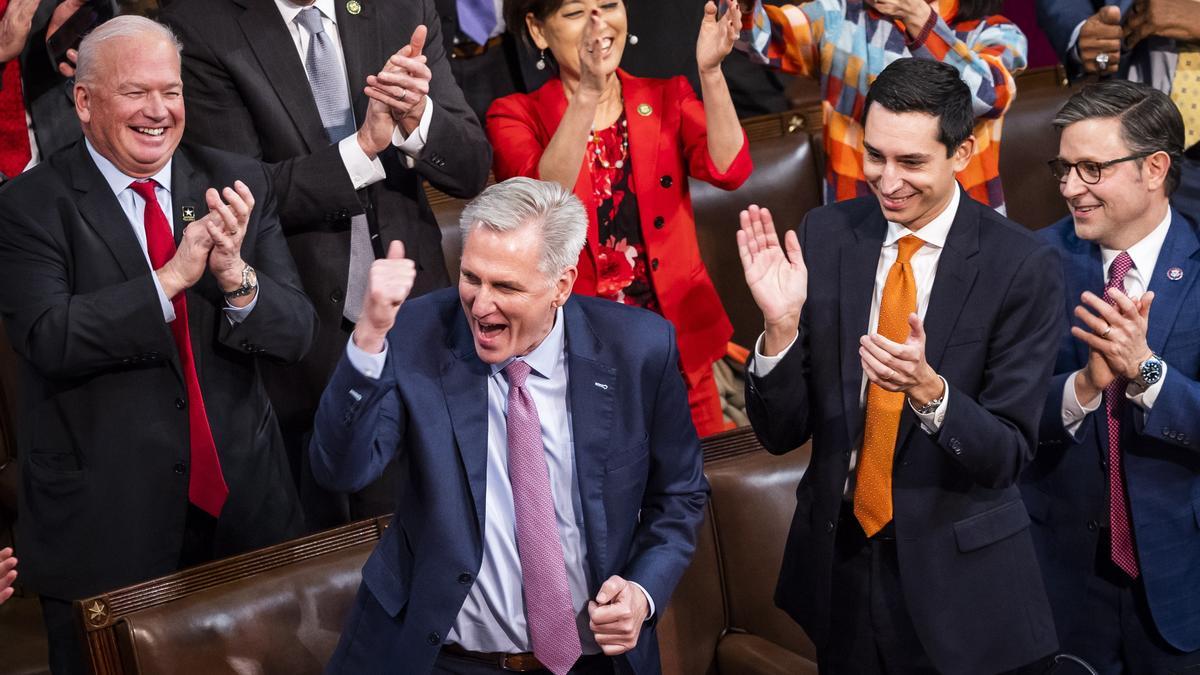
86, 600, 108, 625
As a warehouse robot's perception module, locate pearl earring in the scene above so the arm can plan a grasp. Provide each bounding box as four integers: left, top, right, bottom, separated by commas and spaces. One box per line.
536, 49, 547, 70
628, 34, 639, 45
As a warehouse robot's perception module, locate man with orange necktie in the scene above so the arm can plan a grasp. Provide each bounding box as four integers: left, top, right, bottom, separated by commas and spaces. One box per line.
0, 16, 315, 673
739, 58, 1065, 673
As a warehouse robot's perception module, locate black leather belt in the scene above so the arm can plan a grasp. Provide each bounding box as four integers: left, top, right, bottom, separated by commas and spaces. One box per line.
451, 35, 504, 59
441, 643, 546, 672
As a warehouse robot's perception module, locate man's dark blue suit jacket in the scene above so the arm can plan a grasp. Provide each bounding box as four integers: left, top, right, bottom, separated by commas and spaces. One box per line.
310, 289, 708, 674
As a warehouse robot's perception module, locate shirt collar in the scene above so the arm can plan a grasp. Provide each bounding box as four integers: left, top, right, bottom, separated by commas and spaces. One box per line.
274, 0, 338, 28
1101, 206, 1172, 283
490, 305, 566, 381
85, 139, 173, 198
883, 186, 960, 250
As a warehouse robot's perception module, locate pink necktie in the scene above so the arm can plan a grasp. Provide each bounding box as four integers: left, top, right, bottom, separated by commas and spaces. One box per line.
1103, 251, 1139, 579
130, 180, 229, 518
504, 360, 581, 675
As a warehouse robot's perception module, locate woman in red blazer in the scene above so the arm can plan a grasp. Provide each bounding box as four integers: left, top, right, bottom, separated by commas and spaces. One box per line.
488, 0, 752, 437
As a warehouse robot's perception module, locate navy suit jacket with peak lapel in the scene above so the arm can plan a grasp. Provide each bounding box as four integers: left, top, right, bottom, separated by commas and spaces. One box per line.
1024, 210, 1200, 652
309, 289, 708, 674
746, 192, 1066, 674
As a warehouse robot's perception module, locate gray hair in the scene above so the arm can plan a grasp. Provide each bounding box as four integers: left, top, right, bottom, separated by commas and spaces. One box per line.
459, 177, 587, 279
76, 15, 183, 85
1053, 79, 1184, 195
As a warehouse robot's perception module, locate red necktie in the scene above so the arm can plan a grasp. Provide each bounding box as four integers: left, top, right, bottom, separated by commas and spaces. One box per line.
1103, 251, 1139, 578
129, 180, 229, 518
0, 0, 33, 179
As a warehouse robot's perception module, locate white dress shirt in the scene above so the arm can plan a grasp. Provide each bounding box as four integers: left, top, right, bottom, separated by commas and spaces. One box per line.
345, 308, 654, 653
84, 141, 257, 324
273, 0, 435, 180
1061, 208, 1171, 436
751, 188, 961, 497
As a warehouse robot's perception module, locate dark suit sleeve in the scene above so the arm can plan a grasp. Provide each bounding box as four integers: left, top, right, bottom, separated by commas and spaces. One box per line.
309, 343, 407, 493
934, 244, 1067, 488
1137, 368, 1200, 451
1035, 0, 1100, 76
406, 0, 491, 198
215, 163, 318, 364
0, 194, 176, 379
623, 322, 709, 613
744, 216, 814, 455
166, 16, 364, 232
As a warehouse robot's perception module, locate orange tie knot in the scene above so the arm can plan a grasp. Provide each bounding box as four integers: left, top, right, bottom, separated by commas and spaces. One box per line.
896, 234, 925, 264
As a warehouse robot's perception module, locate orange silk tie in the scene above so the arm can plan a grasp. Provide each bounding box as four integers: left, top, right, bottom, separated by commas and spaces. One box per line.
855, 235, 924, 537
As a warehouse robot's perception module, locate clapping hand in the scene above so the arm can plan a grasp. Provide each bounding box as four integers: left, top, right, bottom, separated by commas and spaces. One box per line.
0, 0, 38, 64
365, 25, 431, 135
696, 0, 741, 75
737, 205, 807, 356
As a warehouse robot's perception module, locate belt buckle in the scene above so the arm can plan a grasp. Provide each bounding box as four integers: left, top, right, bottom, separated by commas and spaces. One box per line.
500, 653, 543, 672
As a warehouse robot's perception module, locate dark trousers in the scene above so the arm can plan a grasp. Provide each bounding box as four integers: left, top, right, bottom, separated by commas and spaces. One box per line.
821, 507, 937, 674
433, 651, 613, 675
1055, 532, 1200, 674
41, 505, 218, 674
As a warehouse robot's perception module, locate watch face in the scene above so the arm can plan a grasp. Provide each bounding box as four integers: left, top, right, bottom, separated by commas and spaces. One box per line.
1140, 357, 1163, 385
245, 267, 258, 287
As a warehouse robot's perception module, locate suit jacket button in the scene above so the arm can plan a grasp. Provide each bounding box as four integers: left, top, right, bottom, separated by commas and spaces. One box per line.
427, 632, 441, 645
175, 398, 187, 410
660, 175, 672, 188
173, 462, 186, 474
1087, 520, 1098, 532
653, 216, 665, 229
825, 520, 835, 533
458, 573, 473, 585
651, 258, 659, 271
330, 289, 344, 304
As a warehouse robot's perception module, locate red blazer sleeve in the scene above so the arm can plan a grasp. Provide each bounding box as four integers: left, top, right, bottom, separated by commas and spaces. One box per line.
485, 92, 545, 181
675, 76, 752, 191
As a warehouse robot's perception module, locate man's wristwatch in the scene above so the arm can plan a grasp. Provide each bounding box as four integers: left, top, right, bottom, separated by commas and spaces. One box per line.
223, 264, 258, 299
913, 394, 945, 416
1132, 353, 1164, 390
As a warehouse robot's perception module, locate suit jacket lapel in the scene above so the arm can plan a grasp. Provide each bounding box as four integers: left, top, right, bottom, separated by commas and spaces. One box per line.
68, 143, 152, 282
1064, 227, 1105, 366
440, 312, 491, 541
564, 300, 617, 582
895, 192, 980, 454
169, 149, 202, 241
840, 212, 886, 446
238, 0, 329, 153
1145, 208, 1200, 352
334, 0, 379, 127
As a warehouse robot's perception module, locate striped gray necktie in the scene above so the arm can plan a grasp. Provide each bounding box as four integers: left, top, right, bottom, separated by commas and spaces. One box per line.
295, 6, 373, 322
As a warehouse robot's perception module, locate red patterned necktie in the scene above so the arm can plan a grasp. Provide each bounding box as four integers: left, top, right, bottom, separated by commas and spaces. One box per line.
503, 360, 581, 675
129, 180, 229, 518
0, 0, 33, 179
1103, 251, 1139, 579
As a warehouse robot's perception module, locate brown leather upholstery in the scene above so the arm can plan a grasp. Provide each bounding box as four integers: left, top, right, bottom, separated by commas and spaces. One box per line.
657, 428, 818, 674
997, 67, 1077, 231
691, 112, 821, 348
77, 518, 386, 675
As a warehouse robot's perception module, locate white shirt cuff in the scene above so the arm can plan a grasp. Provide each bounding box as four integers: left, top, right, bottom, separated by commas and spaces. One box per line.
1127, 361, 1167, 411
629, 580, 655, 621
1067, 19, 1086, 64
152, 272, 176, 323
748, 330, 799, 379
1062, 370, 1101, 436
346, 334, 388, 379
222, 289, 259, 324
338, 134, 387, 189
909, 376, 950, 433
391, 97, 434, 169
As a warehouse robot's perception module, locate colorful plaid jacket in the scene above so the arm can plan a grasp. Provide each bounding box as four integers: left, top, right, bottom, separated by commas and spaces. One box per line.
741, 0, 1027, 211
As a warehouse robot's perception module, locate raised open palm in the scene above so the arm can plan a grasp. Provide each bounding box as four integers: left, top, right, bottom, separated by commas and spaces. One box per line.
696, 0, 741, 74
737, 205, 807, 328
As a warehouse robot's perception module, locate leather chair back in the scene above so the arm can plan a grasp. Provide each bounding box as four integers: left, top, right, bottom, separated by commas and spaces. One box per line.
691, 113, 821, 348
999, 68, 1077, 230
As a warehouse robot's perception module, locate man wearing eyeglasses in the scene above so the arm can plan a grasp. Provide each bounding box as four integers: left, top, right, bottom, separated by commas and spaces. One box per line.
1023, 78, 1200, 671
